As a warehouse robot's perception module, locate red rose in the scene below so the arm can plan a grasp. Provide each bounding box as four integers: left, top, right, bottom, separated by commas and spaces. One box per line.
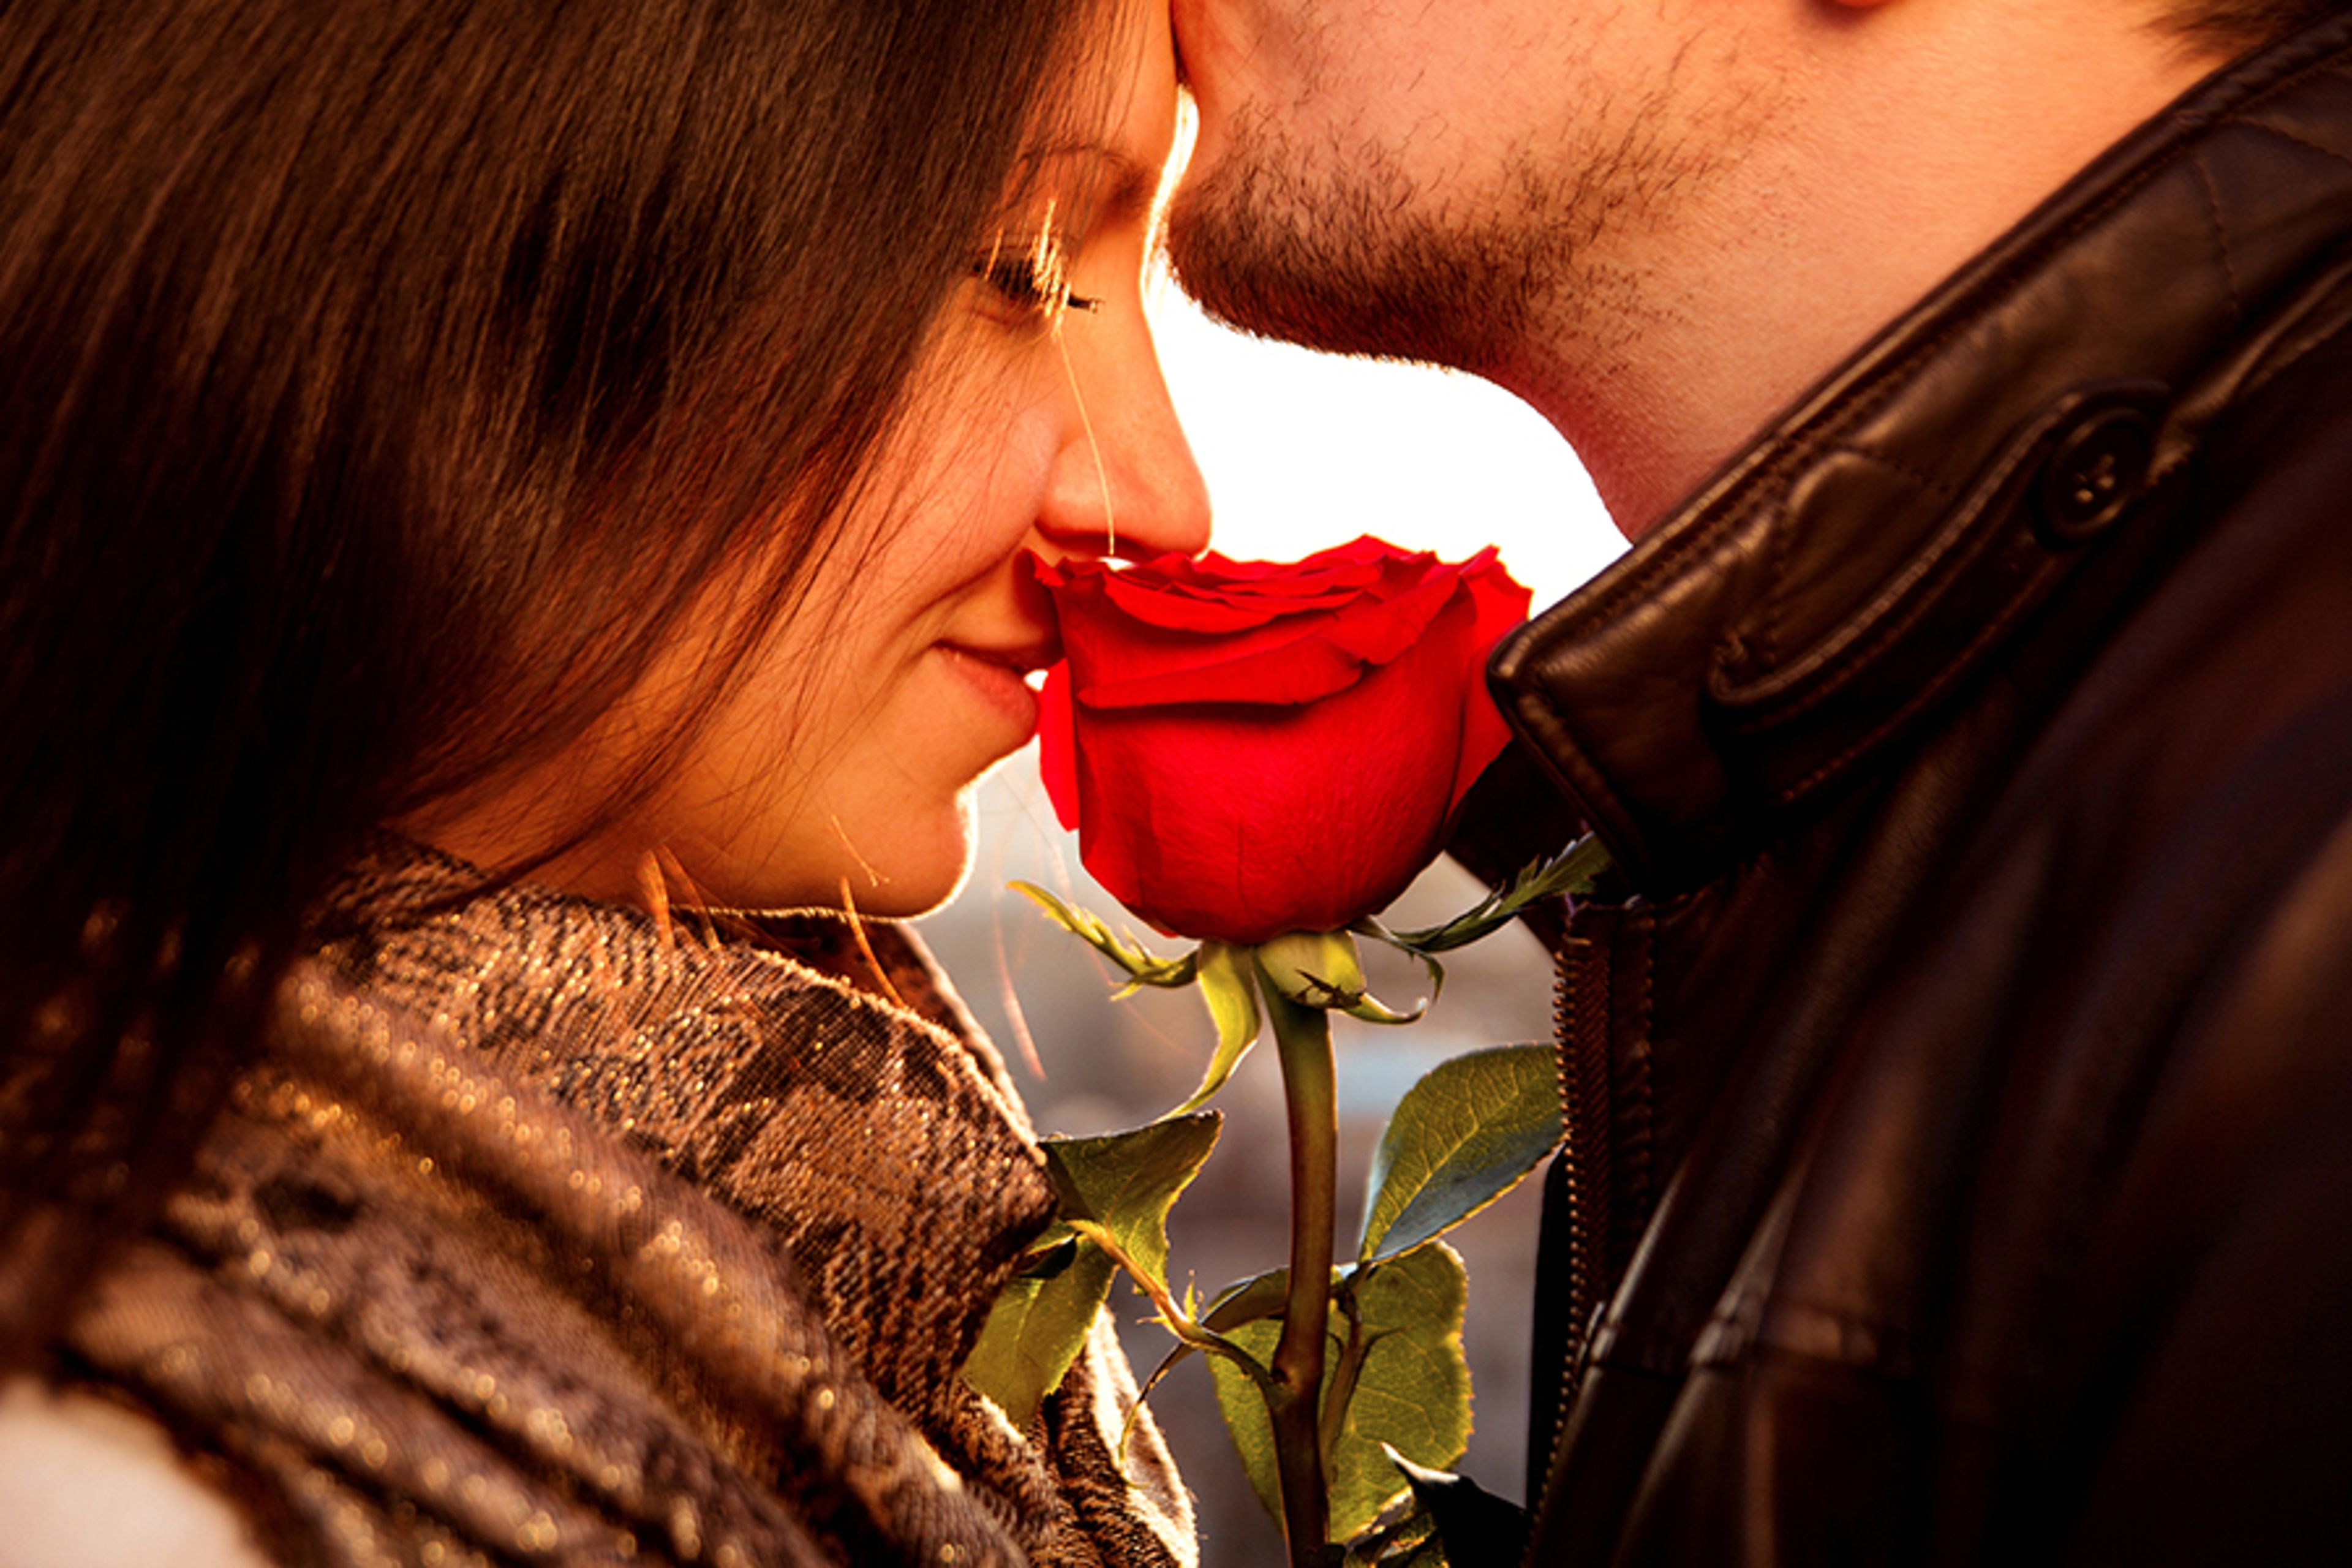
1030, 537, 1531, 944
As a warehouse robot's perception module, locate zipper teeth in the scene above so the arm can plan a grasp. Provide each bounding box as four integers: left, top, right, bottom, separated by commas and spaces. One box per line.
1544, 932, 1615, 1491
1544, 946, 1583, 1496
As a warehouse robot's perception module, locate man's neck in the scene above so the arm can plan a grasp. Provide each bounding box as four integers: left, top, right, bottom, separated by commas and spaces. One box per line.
1501, 4, 2228, 537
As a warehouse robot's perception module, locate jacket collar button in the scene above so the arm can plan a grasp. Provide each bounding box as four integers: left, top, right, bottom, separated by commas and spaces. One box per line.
2035, 401, 2155, 545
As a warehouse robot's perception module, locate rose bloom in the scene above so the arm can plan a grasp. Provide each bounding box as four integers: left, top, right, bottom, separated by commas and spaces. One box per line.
1031, 536, 1530, 944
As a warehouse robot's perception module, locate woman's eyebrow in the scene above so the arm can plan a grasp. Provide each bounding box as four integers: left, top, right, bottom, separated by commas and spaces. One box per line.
1022, 144, 1163, 222
1097, 152, 1161, 220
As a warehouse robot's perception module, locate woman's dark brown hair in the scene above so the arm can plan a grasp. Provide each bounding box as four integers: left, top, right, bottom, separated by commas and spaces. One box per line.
0, 0, 1118, 1367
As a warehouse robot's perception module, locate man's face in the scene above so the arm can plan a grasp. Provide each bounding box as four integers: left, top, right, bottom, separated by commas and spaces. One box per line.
1167, 0, 1765, 382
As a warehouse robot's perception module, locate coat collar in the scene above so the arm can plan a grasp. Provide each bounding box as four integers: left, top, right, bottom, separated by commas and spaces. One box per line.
1492, 15, 2352, 892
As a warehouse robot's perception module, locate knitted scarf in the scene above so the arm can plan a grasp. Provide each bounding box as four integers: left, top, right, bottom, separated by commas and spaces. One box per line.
59, 848, 1194, 1566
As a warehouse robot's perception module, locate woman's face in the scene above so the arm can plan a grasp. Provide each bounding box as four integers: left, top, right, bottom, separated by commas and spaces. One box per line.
505, 4, 1210, 916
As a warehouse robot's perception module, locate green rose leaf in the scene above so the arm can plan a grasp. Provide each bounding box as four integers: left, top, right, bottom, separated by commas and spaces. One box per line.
966, 1112, 1221, 1428
1201, 1264, 1295, 1333
1209, 1243, 1473, 1542
1043, 1110, 1222, 1296
1357, 1044, 1562, 1266
1332, 1245, 1474, 1533
963, 1229, 1118, 1431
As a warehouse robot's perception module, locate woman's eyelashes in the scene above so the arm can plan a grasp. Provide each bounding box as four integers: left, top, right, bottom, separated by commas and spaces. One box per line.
971, 247, 1101, 320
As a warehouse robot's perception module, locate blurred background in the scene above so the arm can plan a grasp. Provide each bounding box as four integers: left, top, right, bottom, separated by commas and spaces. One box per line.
915, 280, 1625, 1563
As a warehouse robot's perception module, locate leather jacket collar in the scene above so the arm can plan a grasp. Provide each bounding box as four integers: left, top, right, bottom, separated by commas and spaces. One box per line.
1491, 13, 2352, 892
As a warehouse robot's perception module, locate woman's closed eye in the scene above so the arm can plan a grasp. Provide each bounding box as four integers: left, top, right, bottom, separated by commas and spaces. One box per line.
971, 249, 1101, 320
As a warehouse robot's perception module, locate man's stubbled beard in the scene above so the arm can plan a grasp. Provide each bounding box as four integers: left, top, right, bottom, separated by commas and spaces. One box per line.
1166, 107, 1556, 377
1164, 62, 1759, 390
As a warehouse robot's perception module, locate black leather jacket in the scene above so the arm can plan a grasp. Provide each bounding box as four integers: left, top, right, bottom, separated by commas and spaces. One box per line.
1488, 15, 2352, 1564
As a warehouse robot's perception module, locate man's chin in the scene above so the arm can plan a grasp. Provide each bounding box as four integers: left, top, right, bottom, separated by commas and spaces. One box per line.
1164, 175, 1321, 349
1167, 198, 1376, 361
1166, 149, 1507, 374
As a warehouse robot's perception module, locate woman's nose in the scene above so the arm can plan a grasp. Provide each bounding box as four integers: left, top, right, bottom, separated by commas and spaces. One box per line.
1033, 316, 1213, 564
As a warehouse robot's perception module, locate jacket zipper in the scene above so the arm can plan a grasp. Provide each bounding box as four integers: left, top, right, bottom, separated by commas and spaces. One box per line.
1532, 925, 1615, 1501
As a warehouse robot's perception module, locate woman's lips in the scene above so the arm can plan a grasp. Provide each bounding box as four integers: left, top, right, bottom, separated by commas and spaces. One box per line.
938, 642, 1051, 742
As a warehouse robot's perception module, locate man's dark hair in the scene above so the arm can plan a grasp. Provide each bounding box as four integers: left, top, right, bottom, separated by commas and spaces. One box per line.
2162, 0, 2352, 53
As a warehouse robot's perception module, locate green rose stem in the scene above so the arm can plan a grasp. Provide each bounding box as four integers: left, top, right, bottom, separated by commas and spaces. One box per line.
989, 844, 1612, 1561
1262, 975, 1338, 1564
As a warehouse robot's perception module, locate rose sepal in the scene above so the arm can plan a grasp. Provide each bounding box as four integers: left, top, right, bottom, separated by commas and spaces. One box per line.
1169, 941, 1264, 1116
1257, 928, 1433, 1028
1010, 880, 1198, 992
1254, 930, 1369, 1010
1365, 833, 1613, 957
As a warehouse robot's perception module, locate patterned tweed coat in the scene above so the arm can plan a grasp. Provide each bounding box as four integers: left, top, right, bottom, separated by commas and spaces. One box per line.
56, 848, 1195, 1566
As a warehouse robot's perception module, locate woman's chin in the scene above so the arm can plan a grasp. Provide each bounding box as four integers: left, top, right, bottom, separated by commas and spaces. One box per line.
695, 815, 975, 921
827, 858, 968, 921
851, 828, 979, 919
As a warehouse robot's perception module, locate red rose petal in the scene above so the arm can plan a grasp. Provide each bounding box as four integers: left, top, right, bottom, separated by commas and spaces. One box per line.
1317, 568, 1460, 665
1037, 661, 1080, 832
1029, 535, 1535, 940
1076, 625, 1367, 709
